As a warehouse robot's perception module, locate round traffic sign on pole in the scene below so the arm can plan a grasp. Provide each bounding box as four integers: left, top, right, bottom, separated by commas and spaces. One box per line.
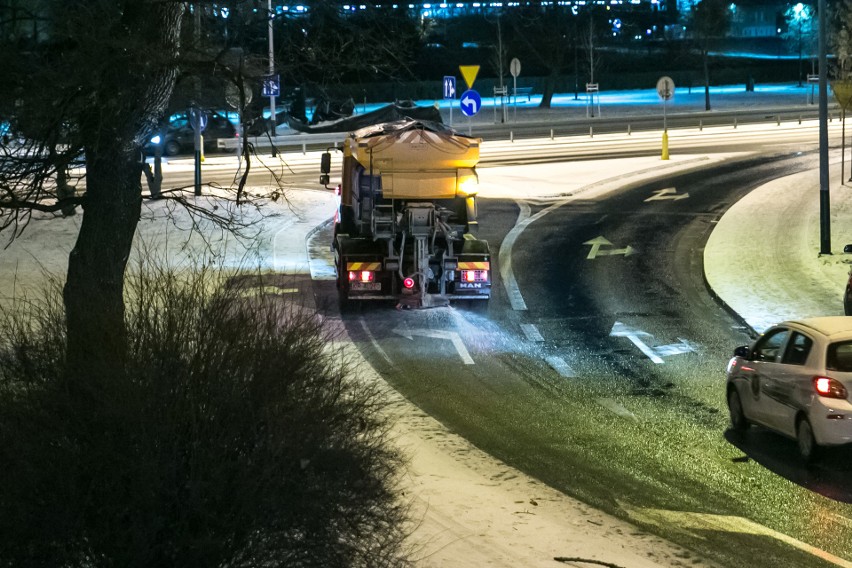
655, 76, 674, 161
460, 89, 481, 117
656, 76, 675, 101
510, 58, 521, 78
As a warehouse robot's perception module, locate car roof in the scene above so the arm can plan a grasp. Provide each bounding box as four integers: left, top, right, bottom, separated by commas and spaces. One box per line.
785, 317, 852, 339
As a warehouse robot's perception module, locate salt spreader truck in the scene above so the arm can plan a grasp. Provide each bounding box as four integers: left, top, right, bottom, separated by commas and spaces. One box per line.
319, 119, 491, 308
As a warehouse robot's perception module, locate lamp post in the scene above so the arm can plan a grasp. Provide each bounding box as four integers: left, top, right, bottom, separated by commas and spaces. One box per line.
795, 3, 804, 87
818, 0, 830, 255
267, 0, 277, 156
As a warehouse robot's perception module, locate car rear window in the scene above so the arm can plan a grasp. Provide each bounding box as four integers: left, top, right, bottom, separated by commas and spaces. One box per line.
826, 341, 852, 372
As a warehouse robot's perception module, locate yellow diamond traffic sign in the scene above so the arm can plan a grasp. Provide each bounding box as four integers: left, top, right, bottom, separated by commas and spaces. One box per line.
459, 65, 480, 89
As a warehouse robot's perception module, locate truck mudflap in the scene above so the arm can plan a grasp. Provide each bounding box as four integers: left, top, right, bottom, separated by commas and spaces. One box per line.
449, 259, 491, 299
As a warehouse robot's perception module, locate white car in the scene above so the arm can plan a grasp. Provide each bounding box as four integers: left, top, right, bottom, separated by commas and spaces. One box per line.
725, 317, 852, 461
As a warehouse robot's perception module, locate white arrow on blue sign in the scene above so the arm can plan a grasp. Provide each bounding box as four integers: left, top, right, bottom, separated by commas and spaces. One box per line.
443, 76, 456, 99
460, 89, 481, 117
262, 74, 280, 97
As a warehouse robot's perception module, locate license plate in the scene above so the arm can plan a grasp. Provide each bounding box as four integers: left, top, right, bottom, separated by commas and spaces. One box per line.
350, 282, 381, 291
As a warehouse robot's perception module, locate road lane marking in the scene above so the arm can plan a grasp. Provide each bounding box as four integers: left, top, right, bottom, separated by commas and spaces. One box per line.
521, 323, 545, 342
545, 355, 575, 377
360, 318, 393, 366
584, 236, 636, 259
644, 187, 690, 202
609, 321, 696, 364
610, 321, 664, 364
392, 327, 475, 365
832, 513, 852, 529
499, 200, 536, 311
597, 398, 638, 420
621, 503, 852, 568
654, 339, 697, 357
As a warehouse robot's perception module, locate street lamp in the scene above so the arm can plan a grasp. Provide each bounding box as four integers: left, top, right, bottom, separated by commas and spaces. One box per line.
792, 2, 807, 87
267, 0, 277, 156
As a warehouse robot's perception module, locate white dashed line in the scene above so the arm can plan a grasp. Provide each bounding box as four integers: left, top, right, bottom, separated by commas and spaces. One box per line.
545, 356, 576, 378
521, 323, 545, 342
597, 398, 638, 421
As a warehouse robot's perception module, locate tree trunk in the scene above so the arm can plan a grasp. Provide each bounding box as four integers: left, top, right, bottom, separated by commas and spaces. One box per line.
61, 1, 183, 381
63, 149, 142, 380
539, 73, 556, 109
703, 49, 711, 111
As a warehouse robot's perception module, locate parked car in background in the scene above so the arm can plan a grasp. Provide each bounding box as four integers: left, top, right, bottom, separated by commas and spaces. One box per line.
725, 317, 852, 462
145, 111, 238, 156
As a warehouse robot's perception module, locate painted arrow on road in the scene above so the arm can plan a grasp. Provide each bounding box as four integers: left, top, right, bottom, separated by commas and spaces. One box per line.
392, 327, 474, 365
584, 236, 636, 260
610, 321, 696, 364
644, 187, 689, 202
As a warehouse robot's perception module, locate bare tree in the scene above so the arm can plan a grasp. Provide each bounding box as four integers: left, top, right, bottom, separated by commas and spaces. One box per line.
687, 0, 731, 111
783, 2, 818, 86
0, 0, 423, 380
505, 4, 577, 108
0, 0, 185, 380
0, 265, 411, 566
831, 1, 852, 79
0, 2, 415, 564
275, 1, 424, 101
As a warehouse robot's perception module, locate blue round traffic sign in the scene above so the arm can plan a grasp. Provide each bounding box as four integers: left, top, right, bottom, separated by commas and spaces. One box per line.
459, 89, 481, 117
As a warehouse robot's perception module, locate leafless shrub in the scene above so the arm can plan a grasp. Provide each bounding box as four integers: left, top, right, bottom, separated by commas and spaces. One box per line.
0, 258, 411, 568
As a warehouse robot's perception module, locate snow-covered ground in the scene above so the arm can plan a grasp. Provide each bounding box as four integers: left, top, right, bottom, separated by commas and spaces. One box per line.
2, 84, 843, 565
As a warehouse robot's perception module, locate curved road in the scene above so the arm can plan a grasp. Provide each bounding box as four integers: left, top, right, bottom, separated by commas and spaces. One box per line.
320, 149, 852, 568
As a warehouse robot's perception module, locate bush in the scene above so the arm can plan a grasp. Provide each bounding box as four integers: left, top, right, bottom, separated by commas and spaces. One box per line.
0, 264, 410, 568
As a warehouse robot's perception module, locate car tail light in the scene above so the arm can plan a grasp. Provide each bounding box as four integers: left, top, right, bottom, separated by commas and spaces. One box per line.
348, 271, 374, 283
813, 376, 849, 399
403, 277, 415, 289
461, 269, 488, 283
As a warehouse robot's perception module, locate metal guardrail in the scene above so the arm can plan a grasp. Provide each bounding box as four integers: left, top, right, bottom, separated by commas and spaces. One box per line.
217, 132, 346, 152
216, 103, 837, 154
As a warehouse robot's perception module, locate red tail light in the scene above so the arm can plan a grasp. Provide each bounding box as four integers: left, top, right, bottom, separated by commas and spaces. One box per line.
461, 269, 488, 283
403, 277, 415, 289
348, 271, 374, 283
813, 376, 849, 399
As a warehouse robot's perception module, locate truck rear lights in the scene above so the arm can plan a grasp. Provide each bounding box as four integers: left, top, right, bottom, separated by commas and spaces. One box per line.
403, 277, 415, 289
462, 269, 488, 283
349, 271, 374, 283
813, 376, 849, 399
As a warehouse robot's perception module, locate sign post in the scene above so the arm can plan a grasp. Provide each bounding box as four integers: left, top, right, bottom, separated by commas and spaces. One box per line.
493, 86, 507, 123
188, 107, 207, 195
510, 58, 521, 122
656, 76, 675, 161
443, 76, 456, 126
460, 89, 481, 135
459, 65, 480, 135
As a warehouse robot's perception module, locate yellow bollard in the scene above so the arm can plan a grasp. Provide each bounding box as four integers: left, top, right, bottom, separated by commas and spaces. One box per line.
661, 130, 669, 160
200, 134, 205, 162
